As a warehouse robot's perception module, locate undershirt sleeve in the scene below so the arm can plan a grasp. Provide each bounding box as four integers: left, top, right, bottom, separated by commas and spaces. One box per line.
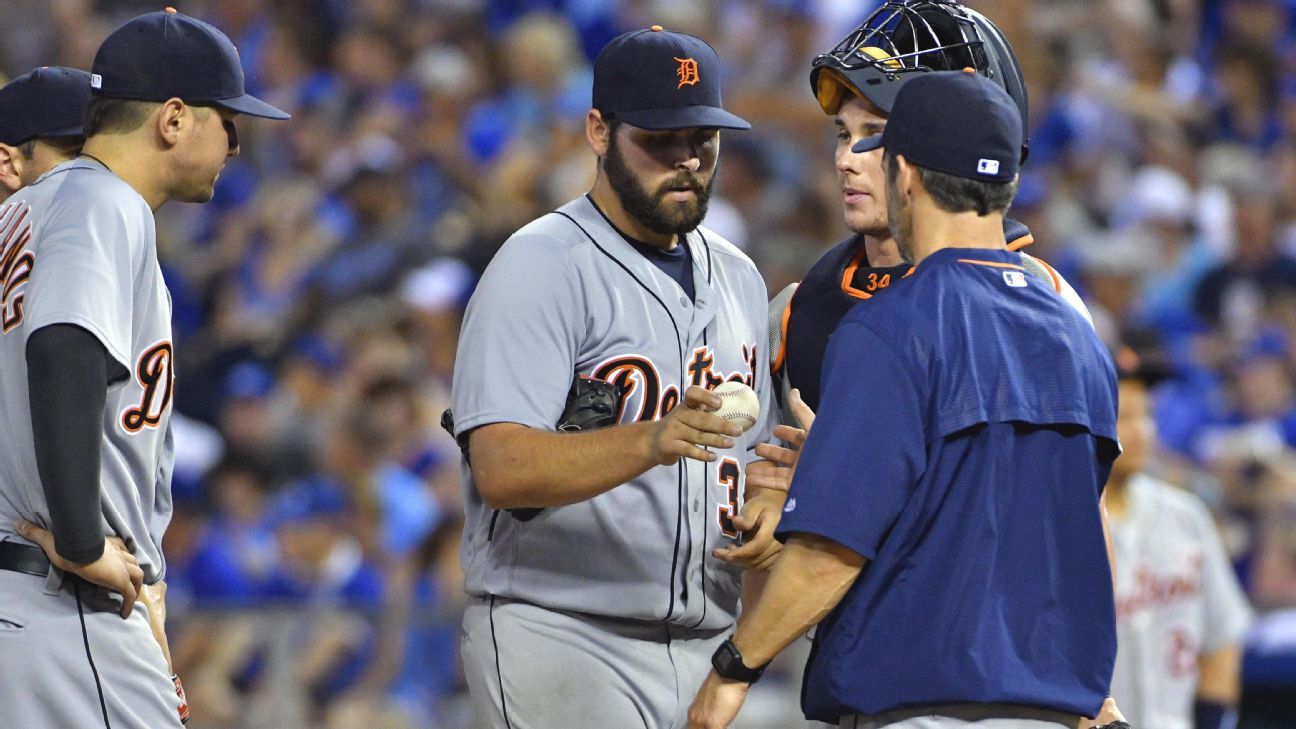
26, 323, 122, 564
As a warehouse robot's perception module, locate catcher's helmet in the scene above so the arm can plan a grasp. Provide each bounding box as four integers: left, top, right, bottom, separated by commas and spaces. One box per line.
811, 0, 1029, 162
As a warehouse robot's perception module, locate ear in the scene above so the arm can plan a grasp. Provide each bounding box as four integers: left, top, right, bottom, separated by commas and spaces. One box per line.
586, 109, 611, 159
0, 144, 22, 194
156, 98, 188, 148
893, 154, 919, 199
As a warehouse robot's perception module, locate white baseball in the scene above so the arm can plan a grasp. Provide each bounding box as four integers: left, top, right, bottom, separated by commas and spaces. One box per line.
713, 381, 760, 434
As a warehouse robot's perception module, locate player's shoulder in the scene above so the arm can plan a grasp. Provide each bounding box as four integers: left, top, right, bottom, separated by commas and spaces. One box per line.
694, 224, 757, 273
1018, 251, 1063, 291
40, 160, 150, 218
1018, 251, 1095, 325
1130, 474, 1215, 530
490, 203, 593, 268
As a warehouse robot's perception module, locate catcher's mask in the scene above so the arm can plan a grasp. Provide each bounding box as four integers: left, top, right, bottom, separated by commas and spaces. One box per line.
810, 0, 1029, 163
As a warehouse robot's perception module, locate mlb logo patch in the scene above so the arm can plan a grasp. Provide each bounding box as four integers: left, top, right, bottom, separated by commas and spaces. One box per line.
90, 74, 102, 89
977, 158, 1000, 175
1003, 270, 1027, 288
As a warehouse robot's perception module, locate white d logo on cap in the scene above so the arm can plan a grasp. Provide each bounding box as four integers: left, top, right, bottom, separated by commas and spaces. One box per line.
90, 74, 102, 89
977, 158, 1000, 175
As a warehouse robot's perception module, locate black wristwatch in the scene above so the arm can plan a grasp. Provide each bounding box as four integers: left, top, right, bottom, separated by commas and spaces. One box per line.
711, 638, 768, 684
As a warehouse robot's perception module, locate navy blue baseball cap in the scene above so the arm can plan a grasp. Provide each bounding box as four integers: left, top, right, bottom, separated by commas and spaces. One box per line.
593, 26, 749, 131
0, 67, 92, 146
90, 8, 289, 120
853, 71, 1021, 183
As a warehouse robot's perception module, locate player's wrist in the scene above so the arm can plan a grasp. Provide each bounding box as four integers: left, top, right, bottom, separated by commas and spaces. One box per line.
711, 637, 769, 684
637, 420, 669, 465
55, 536, 106, 566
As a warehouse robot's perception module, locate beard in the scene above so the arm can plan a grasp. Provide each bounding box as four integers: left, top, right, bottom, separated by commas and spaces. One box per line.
604, 134, 714, 237
885, 168, 914, 262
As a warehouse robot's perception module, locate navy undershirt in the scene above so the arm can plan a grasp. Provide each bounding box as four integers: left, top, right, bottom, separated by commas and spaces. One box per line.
627, 237, 695, 302
586, 195, 697, 302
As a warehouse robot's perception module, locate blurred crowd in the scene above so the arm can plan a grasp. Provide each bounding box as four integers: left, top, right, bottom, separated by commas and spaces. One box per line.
7, 0, 1296, 727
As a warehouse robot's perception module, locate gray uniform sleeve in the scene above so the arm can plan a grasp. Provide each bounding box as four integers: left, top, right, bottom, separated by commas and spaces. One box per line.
451, 233, 583, 437
1192, 500, 1253, 654
23, 190, 138, 368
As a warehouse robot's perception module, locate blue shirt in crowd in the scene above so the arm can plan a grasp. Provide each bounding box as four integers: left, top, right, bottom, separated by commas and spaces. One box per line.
776, 246, 1120, 722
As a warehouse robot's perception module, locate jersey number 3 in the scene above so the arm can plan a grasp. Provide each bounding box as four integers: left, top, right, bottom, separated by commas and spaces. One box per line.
716, 458, 741, 538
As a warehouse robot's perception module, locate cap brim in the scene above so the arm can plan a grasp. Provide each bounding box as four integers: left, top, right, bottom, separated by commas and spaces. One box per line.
617, 105, 750, 131
851, 133, 884, 154
213, 93, 290, 120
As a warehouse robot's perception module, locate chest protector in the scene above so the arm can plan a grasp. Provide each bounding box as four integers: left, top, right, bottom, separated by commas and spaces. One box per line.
781, 220, 1034, 413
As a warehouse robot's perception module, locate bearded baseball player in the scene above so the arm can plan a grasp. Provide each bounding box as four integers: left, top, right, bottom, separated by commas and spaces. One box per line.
451, 25, 780, 728
0, 9, 288, 727
0, 66, 91, 200
1107, 348, 1251, 729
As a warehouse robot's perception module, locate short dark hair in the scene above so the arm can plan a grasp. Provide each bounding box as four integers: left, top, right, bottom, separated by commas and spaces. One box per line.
83, 97, 156, 137
17, 140, 36, 160
887, 153, 1017, 216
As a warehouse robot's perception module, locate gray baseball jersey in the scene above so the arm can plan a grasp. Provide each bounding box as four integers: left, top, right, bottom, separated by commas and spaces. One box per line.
0, 158, 175, 582
1109, 473, 1252, 729
453, 194, 773, 630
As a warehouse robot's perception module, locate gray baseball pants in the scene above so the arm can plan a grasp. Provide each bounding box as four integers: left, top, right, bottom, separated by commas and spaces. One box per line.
0, 564, 182, 728
462, 596, 728, 729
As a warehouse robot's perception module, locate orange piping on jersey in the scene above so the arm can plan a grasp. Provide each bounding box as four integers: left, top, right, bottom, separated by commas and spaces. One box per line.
1031, 255, 1064, 293
772, 295, 793, 374
1006, 233, 1035, 251
840, 247, 875, 300
957, 258, 1027, 270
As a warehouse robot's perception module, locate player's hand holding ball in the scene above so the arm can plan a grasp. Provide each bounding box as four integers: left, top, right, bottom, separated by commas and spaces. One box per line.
712, 381, 760, 434
647, 385, 746, 466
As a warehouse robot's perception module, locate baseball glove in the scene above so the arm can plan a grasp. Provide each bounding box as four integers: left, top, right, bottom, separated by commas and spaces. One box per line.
440, 375, 623, 522
556, 375, 623, 432
511, 376, 623, 521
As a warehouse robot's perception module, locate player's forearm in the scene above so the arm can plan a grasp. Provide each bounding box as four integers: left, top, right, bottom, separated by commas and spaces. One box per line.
469, 422, 662, 508
731, 534, 865, 667
1197, 644, 1242, 704
1100, 490, 1116, 592
25, 324, 109, 564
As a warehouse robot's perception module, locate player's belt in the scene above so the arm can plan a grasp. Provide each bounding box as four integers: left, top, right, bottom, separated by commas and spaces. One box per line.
0, 540, 50, 577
